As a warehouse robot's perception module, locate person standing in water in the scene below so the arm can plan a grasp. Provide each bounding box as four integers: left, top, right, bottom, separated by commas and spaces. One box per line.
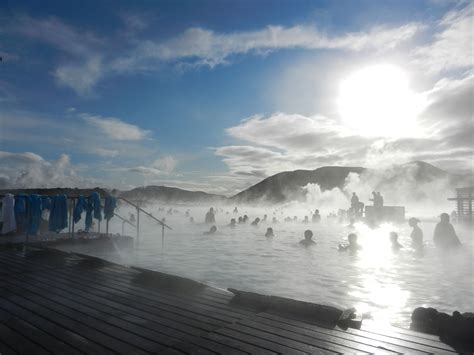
229, 218, 236, 227
299, 230, 316, 247
433, 213, 461, 248
408, 217, 423, 250
205, 207, 216, 224
338, 233, 361, 252
312, 209, 321, 223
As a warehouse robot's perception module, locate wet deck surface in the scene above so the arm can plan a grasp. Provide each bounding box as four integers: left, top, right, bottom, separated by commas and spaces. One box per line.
0, 249, 457, 354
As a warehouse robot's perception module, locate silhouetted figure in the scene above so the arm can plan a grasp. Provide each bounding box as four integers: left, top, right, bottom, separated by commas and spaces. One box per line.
303, 216, 309, 223
300, 230, 316, 247
265, 227, 274, 238
229, 218, 236, 227
390, 231, 403, 251
251, 217, 260, 226
351, 192, 359, 211
234, 207, 238, 213
408, 217, 423, 250
263, 214, 267, 221
433, 213, 461, 248
129, 213, 136, 223
243, 215, 249, 223
377, 192, 384, 207
312, 209, 321, 223
238, 216, 243, 223
203, 225, 217, 235
338, 233, 361, 252
272, 217, 278, 224
205, 207, 216, 224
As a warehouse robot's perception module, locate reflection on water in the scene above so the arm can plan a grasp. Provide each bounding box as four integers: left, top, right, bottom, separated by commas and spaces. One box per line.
69, 205, 474, 328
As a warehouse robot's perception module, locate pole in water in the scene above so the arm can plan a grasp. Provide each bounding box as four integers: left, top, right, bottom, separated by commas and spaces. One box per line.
161, 224, 165, 261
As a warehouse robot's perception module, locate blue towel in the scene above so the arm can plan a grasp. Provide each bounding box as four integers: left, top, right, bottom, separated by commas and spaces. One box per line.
73, 195, 86, 224
104, 196, 116, 221
27, 194, 42, 235
48, 195, 68, 232
85, 196, 94, 232
90, 192, 102, 221
14, 195, 27, 228
41, 196, 52, 210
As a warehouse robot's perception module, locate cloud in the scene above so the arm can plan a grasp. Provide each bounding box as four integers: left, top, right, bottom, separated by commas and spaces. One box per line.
115, 23, 420, 70
0, 151, 94, 188
82, 114, 151, 140
411, 3, 473, 73
53, 57, 104, 95
128, 156, 178, 176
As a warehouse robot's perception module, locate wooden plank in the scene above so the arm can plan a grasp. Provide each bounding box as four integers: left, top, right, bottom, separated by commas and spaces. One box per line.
259, 313, 449, 354
0, 341, 16, 355
40, 266, 239, 325
0, 297, 111, 355
0, 322, 49, 355
1, 285, 145, 354
223, 323, 341, 354
20, 270, 227, 331
2, 281, 166, 354
214, 327, 310, 355
5, 275, 233, 354
238, 318, 384, 354
0, 313, 81, 355
253, 314, 401, 354
203, 332, 278, 355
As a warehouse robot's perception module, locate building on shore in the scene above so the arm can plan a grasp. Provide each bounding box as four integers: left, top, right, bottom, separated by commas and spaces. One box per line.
448, 187, 474, 223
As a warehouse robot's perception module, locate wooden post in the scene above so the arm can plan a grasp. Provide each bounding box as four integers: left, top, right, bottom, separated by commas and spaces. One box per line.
136, 207, 140, 247
106, 219, 109, 236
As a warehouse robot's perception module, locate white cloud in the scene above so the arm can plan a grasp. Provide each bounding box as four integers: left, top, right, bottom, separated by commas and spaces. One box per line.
82, 114, 151, 140
411, 3, 473, 73
151, 156, 177, 173
115, 23, 420, 70
0, 151, 94, 188
54, 57, 103, 95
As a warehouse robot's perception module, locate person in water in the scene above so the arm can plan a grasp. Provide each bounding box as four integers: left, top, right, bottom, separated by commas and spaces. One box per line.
238, 216, 243, 223
251, 217, 260, 226
338, 233, 361, 252
390, 232, 403, 251
203, 225, 217, 235
229, 218, 236, 227
433, 213, 461, 248
265, 227, 274, 238
205, 207, 216, 224
299, 230, 316, 246
408, 217, 423, 250
303, 216, 309, 223
243, 215, 249, 223
312, 209, 321, 223
351, 192, 359, 211
263, 214, 267, 221
272, 216, 278, 224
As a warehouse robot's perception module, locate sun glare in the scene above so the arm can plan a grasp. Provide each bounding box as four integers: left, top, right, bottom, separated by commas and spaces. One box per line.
338, 64, 423, 137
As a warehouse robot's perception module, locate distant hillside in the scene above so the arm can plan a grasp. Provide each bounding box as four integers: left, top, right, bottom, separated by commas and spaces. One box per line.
119, 185, 227, 203
231, 166, 366, 203
230, 161, 466, 204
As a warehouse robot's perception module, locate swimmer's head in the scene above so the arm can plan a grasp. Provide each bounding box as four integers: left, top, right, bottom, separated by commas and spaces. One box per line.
408, 217, 420, 227
304, 230, 313, 240
440, 213, 449, 223
210, 225, 217, 233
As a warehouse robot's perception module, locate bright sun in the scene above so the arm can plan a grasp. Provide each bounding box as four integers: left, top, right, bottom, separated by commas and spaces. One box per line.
338, 64, 422, 137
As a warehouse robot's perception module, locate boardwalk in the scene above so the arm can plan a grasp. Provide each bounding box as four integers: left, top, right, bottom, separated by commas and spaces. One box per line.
0, 248, 457, 354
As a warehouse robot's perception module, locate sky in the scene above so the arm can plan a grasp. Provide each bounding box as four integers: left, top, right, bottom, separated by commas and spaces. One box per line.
0, 0, 472, 195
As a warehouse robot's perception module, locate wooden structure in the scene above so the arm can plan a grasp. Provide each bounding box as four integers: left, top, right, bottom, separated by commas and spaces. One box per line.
0, 248, 458, 354
448, 187, 474, 223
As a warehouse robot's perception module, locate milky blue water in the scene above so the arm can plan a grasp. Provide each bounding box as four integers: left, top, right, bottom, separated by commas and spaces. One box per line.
64, 204, 473, 328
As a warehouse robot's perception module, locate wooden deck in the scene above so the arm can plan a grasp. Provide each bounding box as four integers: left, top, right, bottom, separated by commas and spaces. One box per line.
0, 248, 457, 354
